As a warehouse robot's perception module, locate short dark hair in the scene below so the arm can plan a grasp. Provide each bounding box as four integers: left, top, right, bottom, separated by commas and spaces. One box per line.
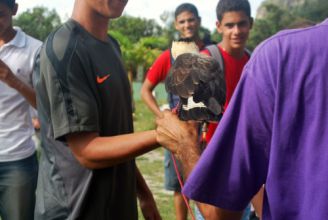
0, 0, 16, 10
175, 3, 199, 19
216, 0, 251, 21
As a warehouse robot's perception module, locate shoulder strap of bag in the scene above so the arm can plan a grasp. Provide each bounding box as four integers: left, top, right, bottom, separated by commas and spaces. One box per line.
206, 44, 225, 72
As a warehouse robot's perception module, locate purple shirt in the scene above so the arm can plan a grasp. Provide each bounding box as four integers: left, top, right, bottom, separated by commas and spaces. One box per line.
183, 19, 328, 220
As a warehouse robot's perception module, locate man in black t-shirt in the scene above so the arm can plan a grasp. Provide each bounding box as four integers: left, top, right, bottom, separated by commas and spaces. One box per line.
33, 1, 161, 219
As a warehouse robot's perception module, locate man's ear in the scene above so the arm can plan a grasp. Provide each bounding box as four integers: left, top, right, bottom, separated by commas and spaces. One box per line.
216, 20, 223, 34
12, 3, 18, 16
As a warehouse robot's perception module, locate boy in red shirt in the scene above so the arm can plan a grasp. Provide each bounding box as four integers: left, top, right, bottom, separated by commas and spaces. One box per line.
196, 1, 263, 219
202, 0, 252, 143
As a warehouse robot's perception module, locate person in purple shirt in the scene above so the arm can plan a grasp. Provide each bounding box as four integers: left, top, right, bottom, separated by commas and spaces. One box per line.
156, 18, 328, 220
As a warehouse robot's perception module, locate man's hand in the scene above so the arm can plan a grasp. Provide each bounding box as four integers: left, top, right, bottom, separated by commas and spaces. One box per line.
156, 110, 199, 158
0, 59, 16, 86
156, 110, 201, 177
0, 59, 36, 107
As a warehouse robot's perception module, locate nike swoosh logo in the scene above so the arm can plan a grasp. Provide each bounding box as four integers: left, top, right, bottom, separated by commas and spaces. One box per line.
97, 74, 111, 84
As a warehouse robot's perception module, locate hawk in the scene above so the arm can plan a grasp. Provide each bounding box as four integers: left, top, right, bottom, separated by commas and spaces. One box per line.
165, 52, 226, 122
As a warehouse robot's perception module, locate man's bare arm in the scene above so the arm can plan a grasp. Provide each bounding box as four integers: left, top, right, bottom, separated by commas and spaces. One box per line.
156, 111, 244, 220
141, 79, 163, 117
156, 111, 200, 176
67, 130, 158, 169
0, 59, 36, 108
136, 167, 162, 220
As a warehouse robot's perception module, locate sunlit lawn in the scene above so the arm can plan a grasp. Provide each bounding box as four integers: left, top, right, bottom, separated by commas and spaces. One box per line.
134, 99, 177, 220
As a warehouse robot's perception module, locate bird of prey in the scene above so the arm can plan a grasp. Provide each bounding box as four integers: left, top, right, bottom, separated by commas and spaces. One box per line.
165, 52, 226, 122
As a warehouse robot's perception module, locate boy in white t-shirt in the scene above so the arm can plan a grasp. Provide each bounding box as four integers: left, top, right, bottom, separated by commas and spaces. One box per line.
0, 0, 41, 219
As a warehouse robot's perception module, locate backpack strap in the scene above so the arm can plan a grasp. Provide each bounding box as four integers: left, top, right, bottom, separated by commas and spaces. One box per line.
205, 45, 226, 120
45, 27, 80, 122
205, 45, 225, 72
206, 44, 252, 68
167, 49, 180, 109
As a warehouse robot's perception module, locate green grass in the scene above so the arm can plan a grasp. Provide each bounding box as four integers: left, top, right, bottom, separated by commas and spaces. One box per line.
133, 99, 177, 220
133, 82, 167, 101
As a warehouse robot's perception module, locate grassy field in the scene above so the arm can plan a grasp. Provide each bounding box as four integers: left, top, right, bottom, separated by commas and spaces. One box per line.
133, 99, 178, 220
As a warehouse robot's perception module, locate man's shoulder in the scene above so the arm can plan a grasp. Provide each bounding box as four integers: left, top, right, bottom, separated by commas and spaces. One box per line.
24, 34, 42, 48
42, 20, 83, 62
44, 21, 74, 47
151, 49, 171, 68
200, 44, 215, 55
12, 27, 41, 52
159, 49, 170, 59
146, 49, 171, 84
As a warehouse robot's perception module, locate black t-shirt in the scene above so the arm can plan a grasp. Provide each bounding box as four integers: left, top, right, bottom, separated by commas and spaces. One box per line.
34, 19, 137, 220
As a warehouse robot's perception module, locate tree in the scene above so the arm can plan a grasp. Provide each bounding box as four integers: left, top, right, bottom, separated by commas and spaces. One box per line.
292, 0, 328, 23
14, 7, 61, 41
135, 37, 167, 72
248, 0, 328, 49
109, 15, 163, 43
210, 29, 222, 44
110, 30, 167, 81
248, 4, 295, 49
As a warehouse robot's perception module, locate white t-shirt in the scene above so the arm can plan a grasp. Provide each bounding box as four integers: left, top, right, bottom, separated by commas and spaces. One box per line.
0, 27, 42, 162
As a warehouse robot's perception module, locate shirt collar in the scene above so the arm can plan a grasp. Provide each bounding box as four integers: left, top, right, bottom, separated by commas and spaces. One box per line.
4, 27, 26, 48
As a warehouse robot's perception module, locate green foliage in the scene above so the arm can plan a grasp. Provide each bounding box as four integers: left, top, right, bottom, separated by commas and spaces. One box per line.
136, 37, 167, 69
130, 37, 165, 76
110, 15, 163, 43
292, 0, 328, 23
248, 0, 328, 49
138, 37, 168, 50
110, 29, 166, 80
110, 30, 136, 75
110, 30, 133, 49
133, 99, 175, 220
14, 7, 61, 41
109, 16, 168, 81
248, 4, 296, 49
211, 30, 222, 44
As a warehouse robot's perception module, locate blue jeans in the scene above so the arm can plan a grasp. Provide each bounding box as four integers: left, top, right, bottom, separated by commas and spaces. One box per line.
164, 150, 183, 192
0, 153, 38, 220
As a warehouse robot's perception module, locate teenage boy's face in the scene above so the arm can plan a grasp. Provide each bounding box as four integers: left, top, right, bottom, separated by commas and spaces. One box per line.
175, 11, 200, 39
217, 11, 253, 51
0, 3, 17, 37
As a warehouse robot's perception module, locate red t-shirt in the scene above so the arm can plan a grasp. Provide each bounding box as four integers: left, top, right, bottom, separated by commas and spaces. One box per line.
202, 46, 249, 142
146, 50, 171, 85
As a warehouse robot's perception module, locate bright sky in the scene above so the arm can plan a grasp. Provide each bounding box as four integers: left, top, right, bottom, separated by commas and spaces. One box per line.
16, 0, 264, 31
